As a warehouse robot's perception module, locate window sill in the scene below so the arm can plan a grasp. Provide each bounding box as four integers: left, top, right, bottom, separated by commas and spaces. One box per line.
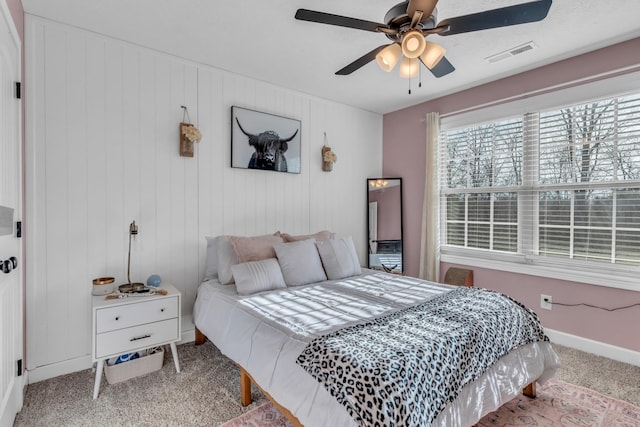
441, 248, 640, 292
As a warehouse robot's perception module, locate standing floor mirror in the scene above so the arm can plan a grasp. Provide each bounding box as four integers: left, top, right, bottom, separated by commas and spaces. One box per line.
367, 178, 403, 274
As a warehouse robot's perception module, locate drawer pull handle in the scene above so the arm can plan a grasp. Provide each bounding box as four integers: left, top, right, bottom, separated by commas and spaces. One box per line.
130, 334, 151, 342
161, 308, 165, 312
115, 316, 119, 321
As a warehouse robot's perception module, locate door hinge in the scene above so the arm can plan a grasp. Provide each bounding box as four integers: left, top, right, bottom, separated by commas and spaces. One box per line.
16, 221, 22, 238
17, 359, 22, 376
15, 82, 21, 99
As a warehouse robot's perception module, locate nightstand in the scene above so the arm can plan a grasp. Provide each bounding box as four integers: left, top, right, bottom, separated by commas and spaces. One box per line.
91, 283, 181, 399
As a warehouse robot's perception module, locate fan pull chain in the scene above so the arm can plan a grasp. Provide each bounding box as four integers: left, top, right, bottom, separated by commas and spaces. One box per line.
419, 65, 422, 88
408, 74, 411, 95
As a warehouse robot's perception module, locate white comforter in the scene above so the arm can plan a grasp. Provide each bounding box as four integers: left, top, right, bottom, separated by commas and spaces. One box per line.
193, 271, 559, 427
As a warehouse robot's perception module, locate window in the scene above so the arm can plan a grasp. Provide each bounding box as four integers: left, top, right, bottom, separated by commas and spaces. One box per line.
440, 92, 640, 274
442, 119, 522, 253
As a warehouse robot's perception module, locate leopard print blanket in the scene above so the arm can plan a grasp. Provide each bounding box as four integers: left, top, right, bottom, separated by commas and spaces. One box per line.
296, 287, 548, 426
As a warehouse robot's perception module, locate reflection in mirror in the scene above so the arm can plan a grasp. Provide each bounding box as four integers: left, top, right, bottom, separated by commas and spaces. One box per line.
367, 178, 403, 274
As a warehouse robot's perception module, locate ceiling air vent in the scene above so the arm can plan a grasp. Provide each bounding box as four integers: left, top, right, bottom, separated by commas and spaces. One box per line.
485, 41, 537, 64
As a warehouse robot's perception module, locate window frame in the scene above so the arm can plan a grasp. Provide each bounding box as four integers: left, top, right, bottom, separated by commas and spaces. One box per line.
439, 70, 640, 292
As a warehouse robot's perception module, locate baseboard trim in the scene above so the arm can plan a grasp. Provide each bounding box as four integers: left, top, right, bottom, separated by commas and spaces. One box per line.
26, 326, 638, 384
28, 322, 197, 384
545, 328, 640, 367
180, 328, 195, 344
0, 373, 26, 427
180, 314, 195, 344
177, 324, 640, 366
27, 355, 93, 384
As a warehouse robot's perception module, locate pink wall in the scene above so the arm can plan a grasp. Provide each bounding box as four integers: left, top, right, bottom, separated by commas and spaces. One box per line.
383, 37, 640, 352
369, 185, 401, 240
440, 262, 640, 352
6, 0, 23, 42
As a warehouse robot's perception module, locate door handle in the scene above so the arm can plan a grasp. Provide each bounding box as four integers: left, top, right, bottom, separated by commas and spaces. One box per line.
1, 257, 17, 273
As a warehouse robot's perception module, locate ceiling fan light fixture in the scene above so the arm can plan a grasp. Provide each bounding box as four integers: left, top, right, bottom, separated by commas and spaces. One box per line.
375, 43, 402, 72
420, 41, 446, 69
401, 30, 426, 59
399, 57, 419, 79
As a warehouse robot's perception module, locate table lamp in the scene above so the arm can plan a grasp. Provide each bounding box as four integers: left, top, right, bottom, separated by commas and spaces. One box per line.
119, 220, 145, 292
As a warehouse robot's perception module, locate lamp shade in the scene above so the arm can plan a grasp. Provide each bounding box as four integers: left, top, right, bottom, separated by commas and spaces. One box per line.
401, 30, 426, 59
375, 43, 402, 72
399, 57, 419, 78
420, 41, 446, 69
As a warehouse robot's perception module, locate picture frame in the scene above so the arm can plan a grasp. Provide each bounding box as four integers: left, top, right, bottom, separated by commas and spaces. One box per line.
231, 106, 301, 174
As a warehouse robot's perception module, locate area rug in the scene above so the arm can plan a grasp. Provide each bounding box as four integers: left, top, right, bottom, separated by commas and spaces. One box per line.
220, 380, 640, 427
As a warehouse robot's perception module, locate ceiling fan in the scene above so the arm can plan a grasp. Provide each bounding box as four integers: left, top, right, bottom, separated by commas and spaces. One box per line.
295, 0, 552, 79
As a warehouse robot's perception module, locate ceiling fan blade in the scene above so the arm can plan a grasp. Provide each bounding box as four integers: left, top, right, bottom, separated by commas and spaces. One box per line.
423, 56, 455, 78
410, 10, 424, 29
435, 0, 552, 36
336, 45, 389, 75
406, 0, 438, 21
295, 9, 389, 33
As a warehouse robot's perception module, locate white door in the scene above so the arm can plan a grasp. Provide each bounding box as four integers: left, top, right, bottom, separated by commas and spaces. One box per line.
368, 201, 378, 254
0, 3, 23, 426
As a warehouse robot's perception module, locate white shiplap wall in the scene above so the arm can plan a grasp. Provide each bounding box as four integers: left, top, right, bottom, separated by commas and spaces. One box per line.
24, 16, 382, 378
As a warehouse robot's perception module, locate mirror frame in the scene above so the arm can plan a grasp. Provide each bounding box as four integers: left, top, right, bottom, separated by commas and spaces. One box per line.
366, 177, 403, 274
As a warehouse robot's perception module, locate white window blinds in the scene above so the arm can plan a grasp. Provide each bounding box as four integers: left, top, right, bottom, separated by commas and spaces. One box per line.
440, 118, 522, 253
440, 91, 640, 267
537, 95, 640, 264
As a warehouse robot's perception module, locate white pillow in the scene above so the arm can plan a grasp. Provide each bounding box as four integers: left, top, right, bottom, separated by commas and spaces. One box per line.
316, 236, 362, 280
231, 258, 286, 296
216, 236, 237, 285
274, 239, 327, 286
204, 236, 218, 279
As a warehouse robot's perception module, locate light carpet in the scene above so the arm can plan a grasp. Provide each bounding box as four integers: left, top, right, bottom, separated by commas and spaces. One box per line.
221, 379, 640, 427
14, 342, 640, 426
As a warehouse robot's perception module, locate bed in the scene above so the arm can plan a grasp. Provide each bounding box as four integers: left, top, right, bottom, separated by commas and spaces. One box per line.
193, 233, 560, 427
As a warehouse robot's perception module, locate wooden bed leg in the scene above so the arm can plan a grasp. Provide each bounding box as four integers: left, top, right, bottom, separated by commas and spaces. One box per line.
523, 382, 536, 398
240, 367, 253, 407
194, 327, 206, 345
238, 366, 304, 426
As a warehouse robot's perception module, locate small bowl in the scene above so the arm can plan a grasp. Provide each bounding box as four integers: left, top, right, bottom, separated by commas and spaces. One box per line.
92, 277, 115, 296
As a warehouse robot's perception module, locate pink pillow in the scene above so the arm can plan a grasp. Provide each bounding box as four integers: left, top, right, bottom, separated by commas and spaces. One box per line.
229, 234, 284, 264
280, 230, 335, 243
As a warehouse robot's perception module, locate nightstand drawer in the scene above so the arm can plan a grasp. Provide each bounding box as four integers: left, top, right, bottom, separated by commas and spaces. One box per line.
96, 296, 179, 333
95, 318, 179, 359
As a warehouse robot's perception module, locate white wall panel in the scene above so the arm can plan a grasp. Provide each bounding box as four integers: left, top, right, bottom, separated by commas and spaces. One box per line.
25, 15, 382, 376
65, 32, 90, 357
84, 34, 108, 357
42, 24, 69, 365
25, 17, 47, 369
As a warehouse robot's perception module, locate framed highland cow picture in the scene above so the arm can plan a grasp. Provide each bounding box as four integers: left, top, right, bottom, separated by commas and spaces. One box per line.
231, 106, 301, 174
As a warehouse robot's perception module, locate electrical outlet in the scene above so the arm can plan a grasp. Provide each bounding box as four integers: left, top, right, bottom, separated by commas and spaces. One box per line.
540, 294, 552, 310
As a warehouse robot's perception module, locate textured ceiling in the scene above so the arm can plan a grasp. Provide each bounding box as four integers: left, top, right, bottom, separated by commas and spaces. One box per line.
22, 0, 640, 114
